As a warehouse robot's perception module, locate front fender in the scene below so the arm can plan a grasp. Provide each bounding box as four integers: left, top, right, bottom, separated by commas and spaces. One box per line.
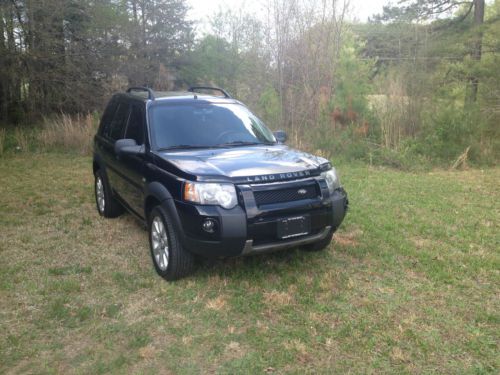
144, 182, 189, 250
145, 181, 173, 203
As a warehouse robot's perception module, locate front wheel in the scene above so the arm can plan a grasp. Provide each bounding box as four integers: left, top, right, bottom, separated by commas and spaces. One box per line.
149, 206, 195, 281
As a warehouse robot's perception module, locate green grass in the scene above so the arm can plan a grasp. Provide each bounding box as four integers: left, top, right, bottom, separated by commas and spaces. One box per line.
0, 153, 498, 374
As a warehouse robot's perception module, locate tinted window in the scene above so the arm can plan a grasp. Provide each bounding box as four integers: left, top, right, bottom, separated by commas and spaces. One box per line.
99, 98, 118, 136
149, 103, 276, 150
125, 105, 144, 145
107, 103, 130, 141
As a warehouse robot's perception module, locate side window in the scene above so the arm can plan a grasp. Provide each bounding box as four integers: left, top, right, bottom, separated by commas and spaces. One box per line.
107, 102, 130, 141
99, 98, 118, 136
124, 105, 144, 145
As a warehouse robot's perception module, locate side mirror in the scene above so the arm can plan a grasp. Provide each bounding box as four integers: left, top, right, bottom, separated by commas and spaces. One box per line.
274, 130, 287, 144
114, 139, 144, 156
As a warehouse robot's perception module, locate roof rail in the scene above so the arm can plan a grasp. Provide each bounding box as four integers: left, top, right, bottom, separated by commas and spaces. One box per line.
127, 87, 155, 100
188, 86, 232, 99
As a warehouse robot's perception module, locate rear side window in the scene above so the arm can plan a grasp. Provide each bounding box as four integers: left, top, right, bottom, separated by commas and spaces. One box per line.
124, 105, 144, 145
107, 103, 130, 141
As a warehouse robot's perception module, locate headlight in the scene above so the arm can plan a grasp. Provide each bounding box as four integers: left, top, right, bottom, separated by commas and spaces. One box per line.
183, 181, 238, 209
321, 168, 341, 194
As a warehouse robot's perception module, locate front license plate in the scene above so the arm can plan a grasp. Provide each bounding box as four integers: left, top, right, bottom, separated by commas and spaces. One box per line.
277, 215, 311, 239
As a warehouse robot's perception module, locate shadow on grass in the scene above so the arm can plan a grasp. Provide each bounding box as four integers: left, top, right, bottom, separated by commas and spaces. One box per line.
118, 211, 358, 284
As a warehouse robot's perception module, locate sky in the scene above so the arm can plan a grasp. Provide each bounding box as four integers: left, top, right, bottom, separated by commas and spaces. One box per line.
187, 0, 389, 34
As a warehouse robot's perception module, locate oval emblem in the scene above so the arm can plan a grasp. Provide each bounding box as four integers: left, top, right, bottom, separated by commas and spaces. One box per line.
297, 189, 307, 195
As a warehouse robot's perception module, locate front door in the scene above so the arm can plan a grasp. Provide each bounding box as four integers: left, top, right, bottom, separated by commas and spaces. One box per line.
116, 104, 146, 217
99, 101, 130, 196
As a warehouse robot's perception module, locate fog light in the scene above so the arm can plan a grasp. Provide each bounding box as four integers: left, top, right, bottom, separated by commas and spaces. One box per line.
202, 218, 216, 233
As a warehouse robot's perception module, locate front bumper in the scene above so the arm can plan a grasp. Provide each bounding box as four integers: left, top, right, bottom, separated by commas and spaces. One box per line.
172, 187, 348, 258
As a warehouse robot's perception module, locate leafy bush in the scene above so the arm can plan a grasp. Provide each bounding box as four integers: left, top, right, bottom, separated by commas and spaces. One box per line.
0, 128, 5, 156
413, 103, 497, 165
258, 86, 282, 129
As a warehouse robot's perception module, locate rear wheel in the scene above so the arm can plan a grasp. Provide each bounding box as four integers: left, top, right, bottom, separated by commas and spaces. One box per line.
149, 206, 194, 281
300, 228, 334, 252
94, 169, 123, 218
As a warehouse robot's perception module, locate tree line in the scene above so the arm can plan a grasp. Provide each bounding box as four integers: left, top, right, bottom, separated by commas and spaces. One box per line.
1, 0, 498, 165
0, 0, 192, 123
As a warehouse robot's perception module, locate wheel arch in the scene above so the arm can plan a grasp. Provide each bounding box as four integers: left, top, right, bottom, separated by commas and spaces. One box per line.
144, 181, 186, 247
144, 181, 173, 219
93, 154, 105, 175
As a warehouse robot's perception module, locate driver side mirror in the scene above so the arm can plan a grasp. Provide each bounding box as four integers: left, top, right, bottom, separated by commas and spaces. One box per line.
274, 130, 287, 144
114, 139, 144, 156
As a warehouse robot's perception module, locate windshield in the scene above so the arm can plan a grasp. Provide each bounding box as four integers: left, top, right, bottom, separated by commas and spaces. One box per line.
149, 103, 276, 150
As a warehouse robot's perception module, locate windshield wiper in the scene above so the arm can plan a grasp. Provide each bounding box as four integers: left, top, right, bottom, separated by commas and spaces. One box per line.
158, 141, 275, 151
157, 145, 216, 151
216, 141, 274, 147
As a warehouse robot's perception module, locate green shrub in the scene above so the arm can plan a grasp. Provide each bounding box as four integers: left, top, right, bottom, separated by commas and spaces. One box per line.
415, 103, 496, 165
258, 86, 282, 129
0, 128, 5, 156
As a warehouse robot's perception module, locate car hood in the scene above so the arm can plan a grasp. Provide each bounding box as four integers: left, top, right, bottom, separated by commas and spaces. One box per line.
156, 145, 330, 183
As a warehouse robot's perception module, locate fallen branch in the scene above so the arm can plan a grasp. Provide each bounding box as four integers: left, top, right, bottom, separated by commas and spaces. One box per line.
451, 146, 471, 170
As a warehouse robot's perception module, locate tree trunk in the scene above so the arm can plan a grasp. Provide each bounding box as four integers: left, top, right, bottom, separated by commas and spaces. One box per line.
465, 0, 485, 105
0, 6, 6, 123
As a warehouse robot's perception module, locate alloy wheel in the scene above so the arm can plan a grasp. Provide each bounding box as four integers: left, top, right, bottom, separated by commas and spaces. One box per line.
151, 216, 169, 271
96, 177, 105, 213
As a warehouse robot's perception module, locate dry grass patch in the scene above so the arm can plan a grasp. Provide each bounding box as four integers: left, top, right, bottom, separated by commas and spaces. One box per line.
263, 290, 294, 306
284, 339, 312, 365
390, 346, 410, 364
38, 113, 97, 155
205, 295, 227, 311
224, 341, 245, 357
333, 227, 363, 247
138, 345, 156, 359
411, 236, 433, 249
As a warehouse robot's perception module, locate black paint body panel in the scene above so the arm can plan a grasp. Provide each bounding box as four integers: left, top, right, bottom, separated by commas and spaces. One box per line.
93, 93, 348, 257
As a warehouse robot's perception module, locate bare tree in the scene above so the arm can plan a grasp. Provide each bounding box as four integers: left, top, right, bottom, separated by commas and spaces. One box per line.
263, 0, 349, 138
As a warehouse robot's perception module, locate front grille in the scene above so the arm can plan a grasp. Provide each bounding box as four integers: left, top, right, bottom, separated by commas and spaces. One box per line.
253, 183, 319, 206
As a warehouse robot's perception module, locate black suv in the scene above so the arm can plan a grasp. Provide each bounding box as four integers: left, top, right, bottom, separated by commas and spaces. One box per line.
93, 87, 348, 280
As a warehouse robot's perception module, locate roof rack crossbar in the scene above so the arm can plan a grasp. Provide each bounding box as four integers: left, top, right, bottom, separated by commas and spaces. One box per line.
127, 87, 155, 100
188, 86, 232, 99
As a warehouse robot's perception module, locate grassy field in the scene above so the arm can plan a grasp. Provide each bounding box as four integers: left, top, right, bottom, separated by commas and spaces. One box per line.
0, 153, 498, 374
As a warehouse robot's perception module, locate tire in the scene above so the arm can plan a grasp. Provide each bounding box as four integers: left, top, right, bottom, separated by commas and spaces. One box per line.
300, 228, 334, 252
148, 206, 195, 281
94, 169, 123, 218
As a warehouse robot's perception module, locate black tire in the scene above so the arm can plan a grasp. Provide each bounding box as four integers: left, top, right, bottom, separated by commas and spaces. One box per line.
94, 169, 123, 218
148, 206, 195, 281
300, 228, 334, 252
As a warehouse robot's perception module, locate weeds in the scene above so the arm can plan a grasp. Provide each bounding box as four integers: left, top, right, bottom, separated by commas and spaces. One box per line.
38, 113, 98, 155
0, 128, 5, 156
13, 128, 29, 152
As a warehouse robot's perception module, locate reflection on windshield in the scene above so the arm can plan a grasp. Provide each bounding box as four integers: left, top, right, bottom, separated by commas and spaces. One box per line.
149, 103, 276, 150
